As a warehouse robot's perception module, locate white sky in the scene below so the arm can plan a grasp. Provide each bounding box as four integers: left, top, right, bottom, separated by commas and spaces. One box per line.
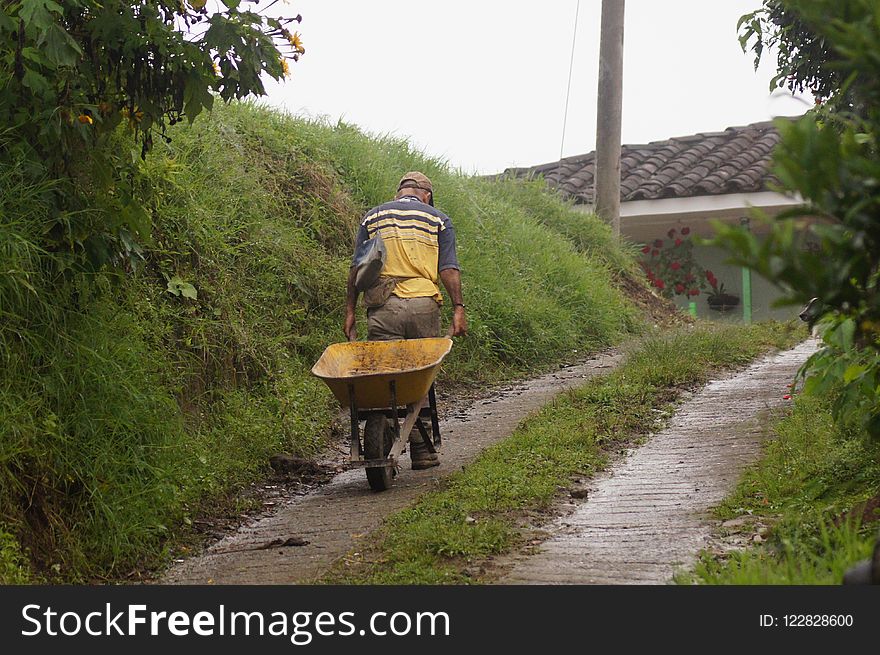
263, 0, 812, 175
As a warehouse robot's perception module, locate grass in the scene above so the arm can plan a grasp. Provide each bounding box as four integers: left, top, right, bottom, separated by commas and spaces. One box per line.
0, 101, 647, 582
325, 320, 807, 584
680, 392, 880, 585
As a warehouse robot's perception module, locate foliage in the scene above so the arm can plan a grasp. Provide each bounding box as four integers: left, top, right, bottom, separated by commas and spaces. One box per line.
639, 226, 706, 298
325, 321, 807, 584
0, 527, 30, 584
1, 0, 303, 159
0, 102, 645, 581
738, 0, 841, 102
718, 0, 880, 437
0, 0, 304, 272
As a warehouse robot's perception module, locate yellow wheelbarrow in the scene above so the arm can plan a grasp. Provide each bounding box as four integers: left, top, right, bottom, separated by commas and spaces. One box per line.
311, 337, 452, 491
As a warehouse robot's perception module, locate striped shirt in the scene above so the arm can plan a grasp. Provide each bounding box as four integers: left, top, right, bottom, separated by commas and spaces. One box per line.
352, 196, 459, 301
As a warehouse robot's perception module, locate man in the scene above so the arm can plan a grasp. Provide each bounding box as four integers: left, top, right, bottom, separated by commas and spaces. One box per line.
344, 171, 467, 469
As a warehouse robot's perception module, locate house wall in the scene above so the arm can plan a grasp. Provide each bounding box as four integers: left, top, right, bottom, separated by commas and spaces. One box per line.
669, 245, 798, 323
572, 192, 811, 324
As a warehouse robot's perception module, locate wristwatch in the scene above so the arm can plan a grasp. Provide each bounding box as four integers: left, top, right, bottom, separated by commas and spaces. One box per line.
453, 303, 465, 309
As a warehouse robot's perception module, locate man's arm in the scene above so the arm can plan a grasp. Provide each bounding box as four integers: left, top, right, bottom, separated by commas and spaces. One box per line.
344, 266, 358, 341
439, 268, 467, 337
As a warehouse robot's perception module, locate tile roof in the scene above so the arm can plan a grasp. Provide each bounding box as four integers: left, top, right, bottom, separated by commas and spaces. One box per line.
501, 120, 786, 204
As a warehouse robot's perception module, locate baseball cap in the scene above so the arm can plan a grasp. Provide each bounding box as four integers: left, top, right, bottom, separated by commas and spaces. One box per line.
397, 171, 434, 205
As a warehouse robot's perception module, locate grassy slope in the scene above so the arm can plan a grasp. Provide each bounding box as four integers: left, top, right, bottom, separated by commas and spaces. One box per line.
325, 321, 806, 585
0, 101, 645, 582
683, 392, 880, 584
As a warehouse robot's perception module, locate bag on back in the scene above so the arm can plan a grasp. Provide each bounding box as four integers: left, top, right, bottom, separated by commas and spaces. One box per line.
353, 233, 387, 292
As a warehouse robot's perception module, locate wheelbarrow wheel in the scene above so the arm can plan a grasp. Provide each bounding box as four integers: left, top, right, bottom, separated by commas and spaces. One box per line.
364, 413, 395, 491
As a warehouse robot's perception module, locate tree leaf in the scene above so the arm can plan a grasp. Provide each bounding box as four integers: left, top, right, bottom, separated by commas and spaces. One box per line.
22, 68, 52, 97
844, 364, 867, 383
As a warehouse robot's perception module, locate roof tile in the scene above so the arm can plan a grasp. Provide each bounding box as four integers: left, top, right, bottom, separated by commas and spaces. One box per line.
501, 120, 788, 202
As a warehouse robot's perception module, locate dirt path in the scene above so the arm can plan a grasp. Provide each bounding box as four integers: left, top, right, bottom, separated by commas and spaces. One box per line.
163, 350, 623, 584
497, 339, 818, 585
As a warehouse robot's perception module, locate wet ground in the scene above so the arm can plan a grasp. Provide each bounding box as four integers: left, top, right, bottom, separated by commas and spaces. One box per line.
497, 339, 818, 584
162, 350, 623, 584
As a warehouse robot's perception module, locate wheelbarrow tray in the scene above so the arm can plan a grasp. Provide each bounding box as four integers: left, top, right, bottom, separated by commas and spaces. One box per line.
311, 337, 452, 410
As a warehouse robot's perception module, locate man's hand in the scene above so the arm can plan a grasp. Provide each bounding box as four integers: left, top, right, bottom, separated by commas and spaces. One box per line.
344, 308, 357, 342
449, 305, 468, 337
439, 268, 467, 337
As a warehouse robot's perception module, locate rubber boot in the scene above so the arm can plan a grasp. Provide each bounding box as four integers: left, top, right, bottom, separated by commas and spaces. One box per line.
409, 436, 439, 470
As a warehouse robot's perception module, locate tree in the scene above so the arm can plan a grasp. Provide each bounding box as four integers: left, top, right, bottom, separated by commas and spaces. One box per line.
1, 0, 304, 160
738, 0, 841, 102
715, 0, 880, 436
0, 0, 304, 268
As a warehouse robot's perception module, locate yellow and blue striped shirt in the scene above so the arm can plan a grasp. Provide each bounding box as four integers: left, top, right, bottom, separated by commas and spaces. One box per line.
352, 196, 459, 301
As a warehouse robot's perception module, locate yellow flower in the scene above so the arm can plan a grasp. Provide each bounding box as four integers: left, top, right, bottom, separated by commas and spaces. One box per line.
77, 114, 93, 125
212, 61, 221, 76
121, 107, 144, 124
280, 57, 291, 78
289, 31, 305, 54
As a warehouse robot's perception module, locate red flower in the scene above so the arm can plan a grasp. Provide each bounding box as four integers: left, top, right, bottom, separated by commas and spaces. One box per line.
641, 245, 651, 254
670, 261, 681, 271
654, 239, 663, 248
783, 394, 792, 400
674, 238, 683, 247
667, 228, 676, 239
681, 227, 690, 235
675, 283, 685, 293
651, 249, 659, 257
689, 288, 700, 296
654, 279, 665, 289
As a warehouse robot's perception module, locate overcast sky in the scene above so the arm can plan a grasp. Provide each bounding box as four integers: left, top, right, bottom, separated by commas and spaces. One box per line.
263, 0, 812, 175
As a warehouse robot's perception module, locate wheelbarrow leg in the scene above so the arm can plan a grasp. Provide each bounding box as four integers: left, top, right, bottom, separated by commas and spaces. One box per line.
389, 380, 401, 445
429, 383, 441, 448
388, 398, 427, 462
347, 384, 361, 461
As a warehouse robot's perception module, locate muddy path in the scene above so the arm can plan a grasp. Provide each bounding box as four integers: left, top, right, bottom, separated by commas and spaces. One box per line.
497, 339, 818, 585
163, 350, 623, 584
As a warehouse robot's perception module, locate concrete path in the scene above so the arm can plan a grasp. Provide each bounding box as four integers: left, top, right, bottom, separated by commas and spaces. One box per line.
499, 339, 818, 585
163, 350, 623, 584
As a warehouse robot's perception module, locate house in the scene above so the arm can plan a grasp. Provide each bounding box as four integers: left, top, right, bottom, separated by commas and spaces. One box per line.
502, 120, 810, 322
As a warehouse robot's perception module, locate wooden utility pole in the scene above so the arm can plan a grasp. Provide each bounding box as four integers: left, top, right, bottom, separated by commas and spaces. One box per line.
595, 0, 625, 237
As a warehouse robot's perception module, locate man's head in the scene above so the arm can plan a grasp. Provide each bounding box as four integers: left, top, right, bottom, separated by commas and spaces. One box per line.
396, 171, 433, 206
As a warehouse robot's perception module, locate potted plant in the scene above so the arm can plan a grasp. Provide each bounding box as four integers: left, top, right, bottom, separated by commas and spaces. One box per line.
639, 227, 706, 300
705, 270, 740, 311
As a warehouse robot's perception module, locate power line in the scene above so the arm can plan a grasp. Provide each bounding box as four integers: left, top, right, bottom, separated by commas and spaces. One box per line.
559, 0, 581, 163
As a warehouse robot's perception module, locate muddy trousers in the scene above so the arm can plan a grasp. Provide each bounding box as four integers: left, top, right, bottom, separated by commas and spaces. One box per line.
366, 296, 441, 341
367, 296, 440, 454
